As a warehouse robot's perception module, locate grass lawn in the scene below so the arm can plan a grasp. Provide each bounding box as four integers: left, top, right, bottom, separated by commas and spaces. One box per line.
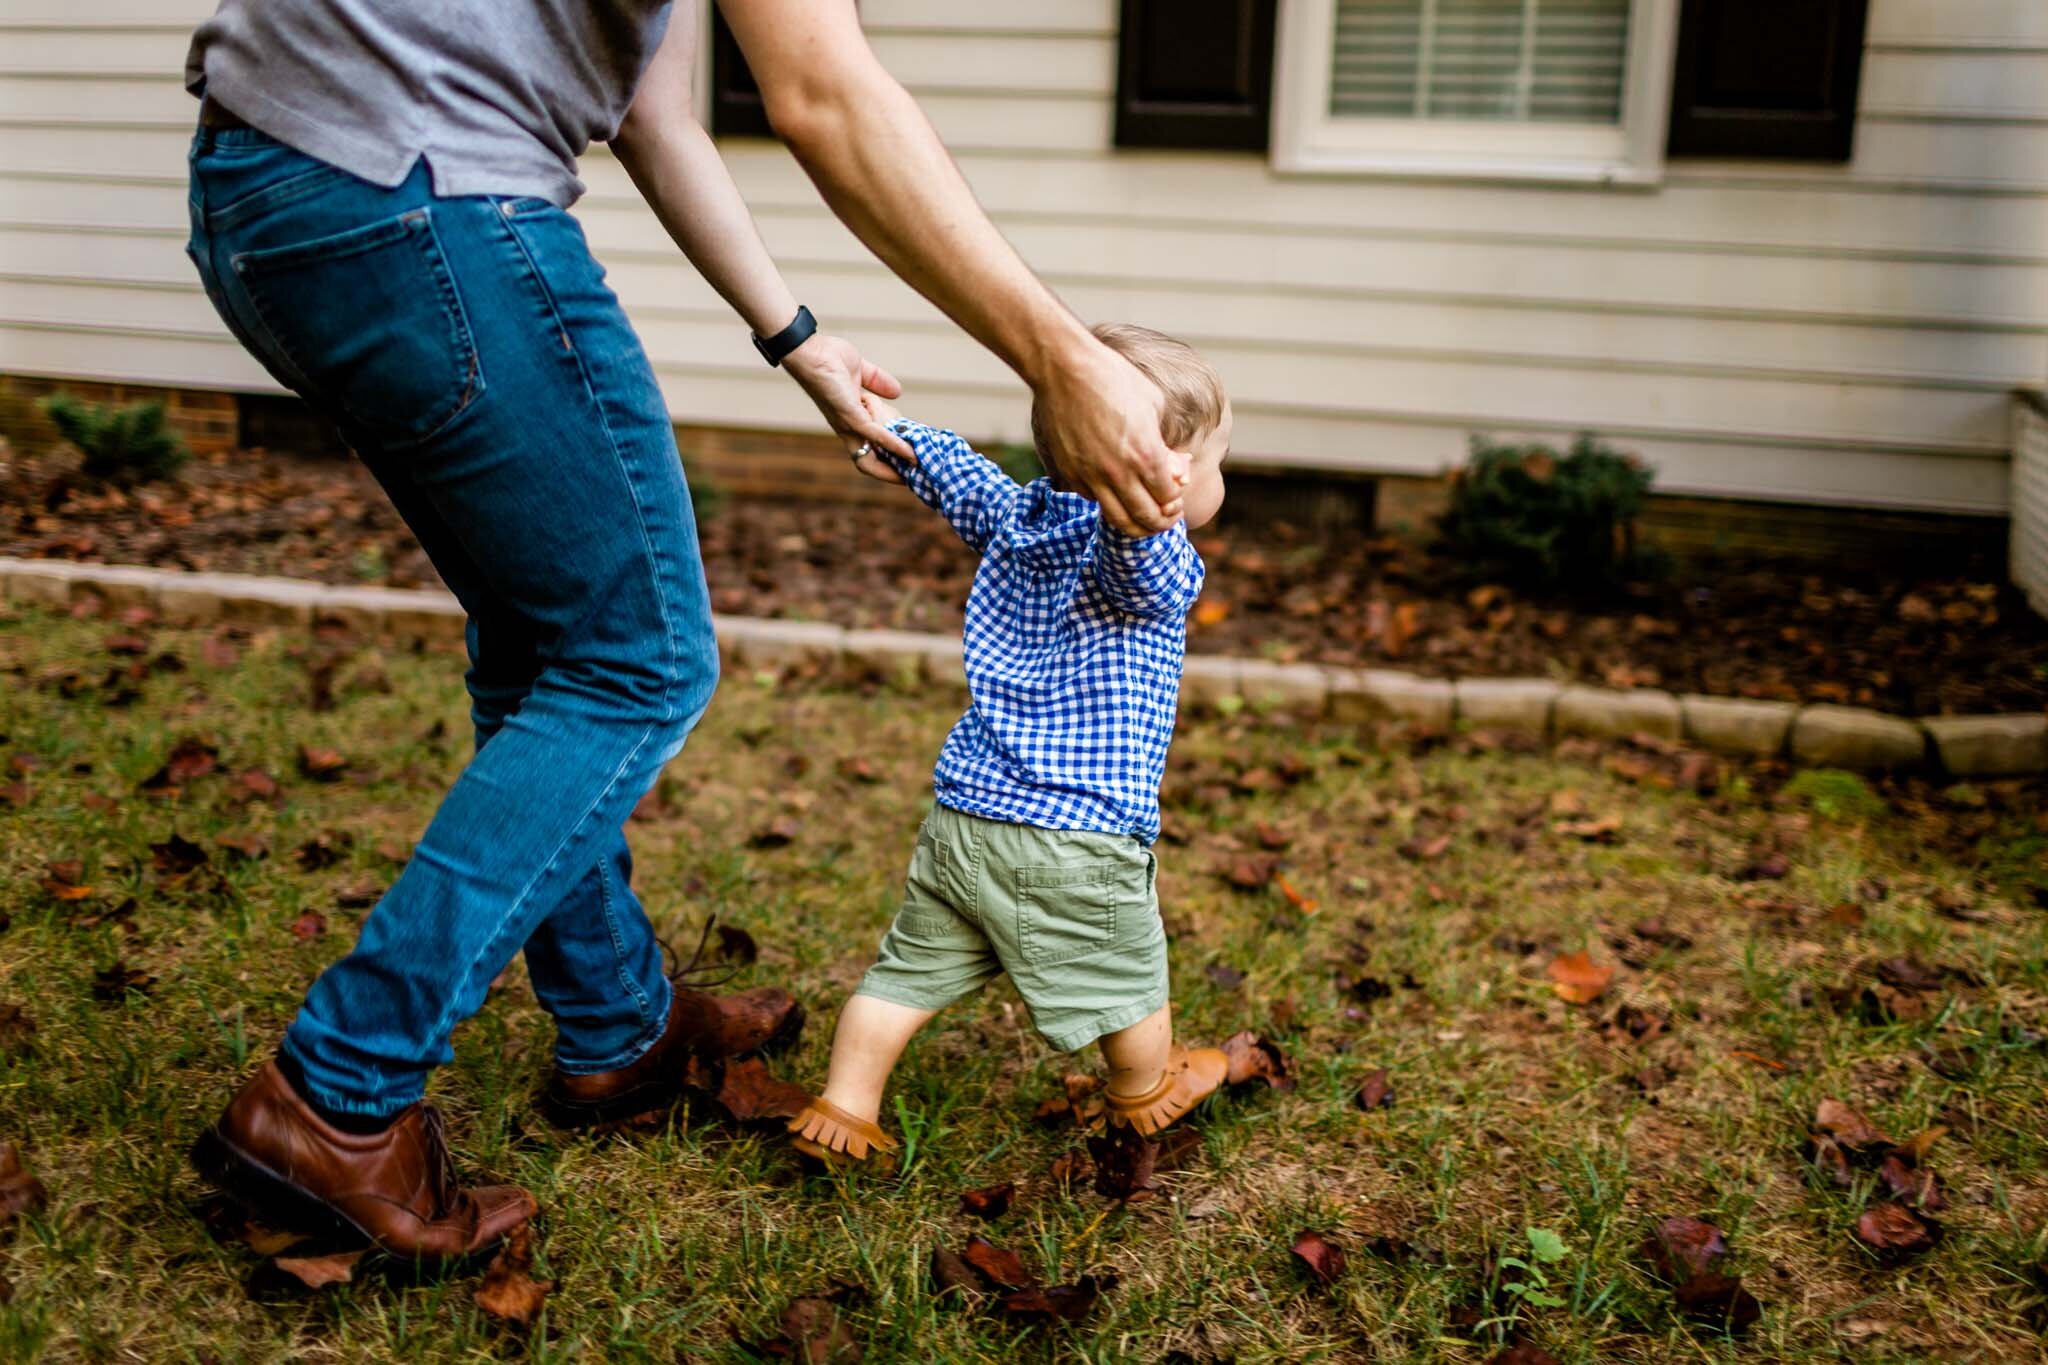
1, 602, 2045, 1362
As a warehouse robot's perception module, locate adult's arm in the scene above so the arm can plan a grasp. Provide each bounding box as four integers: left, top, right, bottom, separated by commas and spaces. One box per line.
717, 0, 1188, 534
612, 6, 911, 475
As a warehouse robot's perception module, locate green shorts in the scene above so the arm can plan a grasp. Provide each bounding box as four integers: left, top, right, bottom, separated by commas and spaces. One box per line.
855, 805, 1169, 1053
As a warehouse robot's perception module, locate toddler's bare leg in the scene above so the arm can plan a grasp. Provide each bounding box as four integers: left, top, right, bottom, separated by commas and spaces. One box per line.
1098, 1003, 1173, 1098
818, 994, 938, 1124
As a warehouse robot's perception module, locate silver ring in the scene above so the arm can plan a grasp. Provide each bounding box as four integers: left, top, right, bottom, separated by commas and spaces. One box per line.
850, 441, 874, 463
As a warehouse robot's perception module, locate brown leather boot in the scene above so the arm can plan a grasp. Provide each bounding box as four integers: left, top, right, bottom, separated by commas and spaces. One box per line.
1105, 1044, 1230, 1137
190, 1061, 535, 1261
541, 985, 803, 1128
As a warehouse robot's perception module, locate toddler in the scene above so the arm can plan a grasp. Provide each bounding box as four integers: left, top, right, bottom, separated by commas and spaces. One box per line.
788, 323, 1233, 1163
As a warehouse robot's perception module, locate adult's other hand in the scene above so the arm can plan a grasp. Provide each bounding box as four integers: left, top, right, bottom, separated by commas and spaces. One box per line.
1034, 343, 1187, 534
783, 333, 915, 483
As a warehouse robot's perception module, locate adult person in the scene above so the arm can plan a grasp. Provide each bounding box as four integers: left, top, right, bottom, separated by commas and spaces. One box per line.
181, 0, 1190, 1260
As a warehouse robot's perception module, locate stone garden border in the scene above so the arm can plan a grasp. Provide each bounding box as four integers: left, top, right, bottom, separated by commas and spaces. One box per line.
5, 557, 2041, 780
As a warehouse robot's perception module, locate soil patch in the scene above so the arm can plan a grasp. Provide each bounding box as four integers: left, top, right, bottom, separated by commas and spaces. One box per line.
4, 442, 2042, 714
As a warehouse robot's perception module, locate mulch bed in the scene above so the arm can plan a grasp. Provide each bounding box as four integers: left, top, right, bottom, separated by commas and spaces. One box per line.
5, 442, 2045, 715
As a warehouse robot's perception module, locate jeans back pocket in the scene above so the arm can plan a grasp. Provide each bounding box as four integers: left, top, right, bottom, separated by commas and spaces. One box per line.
232, 207, 482, 447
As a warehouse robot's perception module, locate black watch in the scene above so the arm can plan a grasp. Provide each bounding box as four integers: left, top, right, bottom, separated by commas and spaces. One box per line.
752, 305, 818, 367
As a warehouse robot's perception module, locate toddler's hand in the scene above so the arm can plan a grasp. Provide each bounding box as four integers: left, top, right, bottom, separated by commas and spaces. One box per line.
861, 392, 904, 433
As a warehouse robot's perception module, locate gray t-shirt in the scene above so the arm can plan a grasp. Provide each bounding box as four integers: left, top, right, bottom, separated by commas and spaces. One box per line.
185, 0, 675, 206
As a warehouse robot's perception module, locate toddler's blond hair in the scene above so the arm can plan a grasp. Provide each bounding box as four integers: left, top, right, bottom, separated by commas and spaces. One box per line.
1030, 322, 1227, 484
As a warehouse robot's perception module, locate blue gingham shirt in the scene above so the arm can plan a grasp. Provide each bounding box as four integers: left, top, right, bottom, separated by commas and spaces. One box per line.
883, 421, 1204, 844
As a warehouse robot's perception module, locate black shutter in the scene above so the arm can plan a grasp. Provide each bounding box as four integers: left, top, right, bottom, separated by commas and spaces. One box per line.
1666, 0, 1870, 161
709, 8, 772, 138
1114, 0, 1277, 151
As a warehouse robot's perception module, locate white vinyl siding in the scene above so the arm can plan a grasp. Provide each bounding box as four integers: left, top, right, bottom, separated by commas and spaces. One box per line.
0, 0, 2041, 515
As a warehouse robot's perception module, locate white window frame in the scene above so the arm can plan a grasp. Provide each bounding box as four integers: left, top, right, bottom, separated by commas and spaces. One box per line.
1271, 0, 1679, 186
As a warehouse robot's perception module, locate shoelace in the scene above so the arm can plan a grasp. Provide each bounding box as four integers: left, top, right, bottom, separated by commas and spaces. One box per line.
660, 915, 739, 992
415, 1105, 461, 1217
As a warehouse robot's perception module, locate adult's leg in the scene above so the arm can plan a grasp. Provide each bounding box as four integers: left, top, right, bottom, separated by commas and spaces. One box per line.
191, 145, 717, 1119
356, 465, 672, 1076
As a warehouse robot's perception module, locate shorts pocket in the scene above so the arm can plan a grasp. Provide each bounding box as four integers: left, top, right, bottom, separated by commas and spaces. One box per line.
232, 207, 482, 447
1017, 861, 1138, 967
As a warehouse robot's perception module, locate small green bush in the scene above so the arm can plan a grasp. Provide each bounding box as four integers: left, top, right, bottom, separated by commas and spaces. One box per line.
1437, 433, 1658, 591
40, 394, 188, 486
1784, 768, 1886, 821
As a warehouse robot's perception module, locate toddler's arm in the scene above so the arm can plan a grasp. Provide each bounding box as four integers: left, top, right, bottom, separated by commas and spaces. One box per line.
878, 419, 1021, 554
1090, 520, 1206, 619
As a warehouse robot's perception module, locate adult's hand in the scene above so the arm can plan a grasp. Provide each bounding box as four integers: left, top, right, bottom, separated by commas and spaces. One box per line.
783, 334, 915, 483
1035, 344, 1188, 534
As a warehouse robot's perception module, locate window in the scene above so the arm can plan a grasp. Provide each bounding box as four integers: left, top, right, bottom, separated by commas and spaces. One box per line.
1272, 0, 1678, 183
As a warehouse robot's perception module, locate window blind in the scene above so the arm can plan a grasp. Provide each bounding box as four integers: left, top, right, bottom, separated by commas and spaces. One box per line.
1330, 0, 1630, 124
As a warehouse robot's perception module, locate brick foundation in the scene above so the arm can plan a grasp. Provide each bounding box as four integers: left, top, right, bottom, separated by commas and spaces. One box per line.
0, 374, 240, 459
0, 372, 2009, 568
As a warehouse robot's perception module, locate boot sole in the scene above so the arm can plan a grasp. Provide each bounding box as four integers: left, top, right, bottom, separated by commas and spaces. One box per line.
190, 1126, 373, 1247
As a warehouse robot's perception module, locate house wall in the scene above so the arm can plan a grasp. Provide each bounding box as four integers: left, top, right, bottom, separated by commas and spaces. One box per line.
0, 0, 2043, 513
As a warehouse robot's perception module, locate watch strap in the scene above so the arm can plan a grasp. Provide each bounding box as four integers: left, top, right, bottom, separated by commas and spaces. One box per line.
752, 305, 817, 367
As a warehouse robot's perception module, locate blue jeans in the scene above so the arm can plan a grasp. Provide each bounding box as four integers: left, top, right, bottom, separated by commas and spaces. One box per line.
186, 125, 717, 1118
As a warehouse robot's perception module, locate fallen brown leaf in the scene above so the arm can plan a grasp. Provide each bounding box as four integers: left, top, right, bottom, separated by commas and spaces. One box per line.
1489, 1347, 1562, 1365
1639, 1216, 1728, 1283
269, 1247, 366, 1291
714, 924, 759, 965
1397, 833, 1452, 863
750, 816, 802, 849
1733, 852, 1790, 882
139, 735, 219, 794
1204, 962, 1245, 990
930, 1247, 984, 1299
713, 1057, 811, 1124
1220, 855, 1278, 891
759, 1294, 862, 1362
290, 911, 328, 941
1546, 951, 1614, 1005
39, 861, 94, 901
996, 1274, 1114, 1325
150, 832, 209, 876
0, 1003, 33, 1055
235, 769, 281, 802
91, 962, 156, 1001
1220, 1031, 1294, 1090
1877, 1154, 1947, 1212
1291, 1230, 1347, 1287
1638, 1216, 1761, 1330
961, 1237, 1034, 1291
474, 1224, 552, 1328
1813, 1098, 1891, 1155
1853, 1202, 1939, 1257
214, 832, 269, 861
1275, 875, 1319, 914
0, 1143, 49, 1231
1553, 814, 1622, 843
1673, 1272, 1763, 1330
958, 1182, 1014, 1220
1354, 1068, 1394, 1111
296, 745, 348, 782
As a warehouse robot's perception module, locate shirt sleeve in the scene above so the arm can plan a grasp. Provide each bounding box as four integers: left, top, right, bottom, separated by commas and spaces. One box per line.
1090, 519, 1206, 619
878, 420, 1020, 554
